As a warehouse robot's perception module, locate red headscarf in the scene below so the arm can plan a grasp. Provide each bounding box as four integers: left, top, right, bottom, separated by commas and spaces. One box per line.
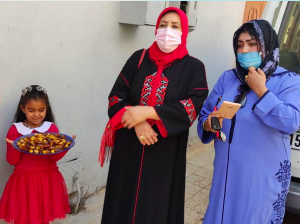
148, 7, 189, 68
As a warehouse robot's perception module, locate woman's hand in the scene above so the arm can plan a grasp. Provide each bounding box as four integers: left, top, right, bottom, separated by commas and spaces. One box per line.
246, 67, 268, 98
134, 121, 158, 146
6, 138, 13, 146
122, 106, 148, 129
204, 112, 225, 133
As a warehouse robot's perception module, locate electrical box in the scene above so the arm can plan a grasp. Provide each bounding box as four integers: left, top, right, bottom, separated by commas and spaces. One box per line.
167, 1, 199, 27
119, 1, 166, 25
119, 1, 199, 27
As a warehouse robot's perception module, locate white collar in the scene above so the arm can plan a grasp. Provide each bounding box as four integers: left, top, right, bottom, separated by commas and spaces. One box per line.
14, 121, 53, 135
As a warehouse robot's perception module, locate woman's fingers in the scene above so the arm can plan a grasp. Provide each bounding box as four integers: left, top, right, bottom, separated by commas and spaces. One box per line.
136, 133, 146, 145
123, 119, 132, 129
138, 136, 145, 146
248, 66, 257, 74
141, 132, 158, 146
145, 133, 154, 145
206, 118, 213, 132
211, 112, 225, 118
121, 112, 127, 124
121, 107, 146, 127
207, 119, 217, 133
127, 121, 137, 129
219, 117, 224, 128
151, 132, 158, 143
214, 114, 225, 129
122, 111, 132, 125
134, 121, 159, 146
6, 138, 13, 146
139, 139, 145, 146
142, 135, 151, 146
257, 68, 265, 76
207, 112, 225, 132
123, 121, 128, 128
148, 132, 158, 144
123, 117, 137, 129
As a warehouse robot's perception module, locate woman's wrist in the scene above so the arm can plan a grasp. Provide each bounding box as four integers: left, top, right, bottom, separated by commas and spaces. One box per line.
202, 120, 210, 132
145, 106, 160, 120
255, 86, 268, 98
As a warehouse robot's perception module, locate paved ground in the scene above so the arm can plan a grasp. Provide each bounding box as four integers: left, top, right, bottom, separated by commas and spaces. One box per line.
1, 142, 299, 224
183, 142, 214, 224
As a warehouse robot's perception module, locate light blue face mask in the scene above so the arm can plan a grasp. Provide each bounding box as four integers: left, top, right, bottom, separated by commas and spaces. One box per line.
237, 52, 262, 70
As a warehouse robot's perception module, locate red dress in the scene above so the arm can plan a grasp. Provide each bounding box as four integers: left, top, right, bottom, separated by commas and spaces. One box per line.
0, 122, 70, 224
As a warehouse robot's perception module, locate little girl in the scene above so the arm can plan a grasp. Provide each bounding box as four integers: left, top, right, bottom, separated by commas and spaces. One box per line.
0, 85, 70, 224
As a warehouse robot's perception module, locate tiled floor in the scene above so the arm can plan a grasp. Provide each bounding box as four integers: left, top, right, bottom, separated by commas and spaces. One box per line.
184, 143, 214, 224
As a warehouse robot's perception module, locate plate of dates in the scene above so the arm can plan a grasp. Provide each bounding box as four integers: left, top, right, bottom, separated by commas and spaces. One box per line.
13, 133, 75, 155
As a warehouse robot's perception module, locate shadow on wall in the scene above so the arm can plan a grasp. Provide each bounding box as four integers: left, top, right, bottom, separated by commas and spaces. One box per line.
117, 24, 139, 43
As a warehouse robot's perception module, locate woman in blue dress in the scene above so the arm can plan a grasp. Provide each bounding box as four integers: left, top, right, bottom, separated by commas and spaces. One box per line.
197, 19, 300, 224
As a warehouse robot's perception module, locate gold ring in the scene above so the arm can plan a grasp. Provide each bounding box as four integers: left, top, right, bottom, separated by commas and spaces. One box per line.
139, 135, 145, 140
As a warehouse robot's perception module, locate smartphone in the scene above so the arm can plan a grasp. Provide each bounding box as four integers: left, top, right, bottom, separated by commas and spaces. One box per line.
217, 101, 241, 119
211, 117, 221, 131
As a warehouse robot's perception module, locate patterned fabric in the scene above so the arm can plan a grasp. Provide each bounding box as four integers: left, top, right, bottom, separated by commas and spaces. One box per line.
140, 72, 169, 106
109, 95, 122, 108
156, 76, 169, 106
275, 160, 291, 189
272, 160, 291, 224
180, 99, 196, 124
140, 74, 155, 106
250, 21, 266, 57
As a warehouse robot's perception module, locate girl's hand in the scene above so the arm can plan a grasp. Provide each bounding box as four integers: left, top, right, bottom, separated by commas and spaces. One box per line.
6, 138, 13, 146
122, 106, 148, 129
246, 67, 268, 98
134, 121, 158, 146
204, 111, 225, 133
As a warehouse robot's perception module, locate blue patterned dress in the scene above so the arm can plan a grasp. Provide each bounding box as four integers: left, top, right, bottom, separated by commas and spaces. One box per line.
197, 66, 300, 224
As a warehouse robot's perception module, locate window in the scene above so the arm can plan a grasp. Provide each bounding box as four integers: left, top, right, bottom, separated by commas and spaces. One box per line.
180, 1, 188, 14
279, 2, 300, 74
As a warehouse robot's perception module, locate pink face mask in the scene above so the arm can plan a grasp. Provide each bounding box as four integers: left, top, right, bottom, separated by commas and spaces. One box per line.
155, 27, 182, 53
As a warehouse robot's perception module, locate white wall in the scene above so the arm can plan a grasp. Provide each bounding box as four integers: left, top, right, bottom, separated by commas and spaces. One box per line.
187, 1, 246, 144
0, 1, 245, 196
262, 1, 281, 24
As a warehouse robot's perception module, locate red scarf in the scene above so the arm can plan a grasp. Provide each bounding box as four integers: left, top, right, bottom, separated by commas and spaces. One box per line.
148, 7, 189, 68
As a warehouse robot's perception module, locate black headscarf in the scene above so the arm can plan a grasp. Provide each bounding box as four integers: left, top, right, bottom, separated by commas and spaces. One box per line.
233, 19, 280, 84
